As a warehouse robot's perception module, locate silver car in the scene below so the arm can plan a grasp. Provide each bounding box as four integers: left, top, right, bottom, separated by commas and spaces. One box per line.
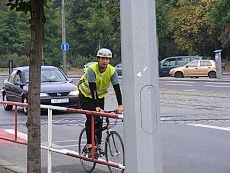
115, 63, 122, 76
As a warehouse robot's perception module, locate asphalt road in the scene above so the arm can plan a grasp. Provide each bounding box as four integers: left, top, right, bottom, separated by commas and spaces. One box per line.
0, 87, 230, 173
159, 80, 230, 93
0, 70, 230, 172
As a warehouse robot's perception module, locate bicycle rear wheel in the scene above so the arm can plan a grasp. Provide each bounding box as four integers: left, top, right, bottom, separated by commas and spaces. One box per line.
105, 131, 125, 173
78, 128, 96, 172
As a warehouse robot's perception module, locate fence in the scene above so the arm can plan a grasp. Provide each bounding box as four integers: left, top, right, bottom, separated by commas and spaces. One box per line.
0, 101, 125, 173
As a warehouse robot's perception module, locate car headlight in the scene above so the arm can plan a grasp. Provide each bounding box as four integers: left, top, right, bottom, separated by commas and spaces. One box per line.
69, 90, 79, 96
40, 93, 49, 97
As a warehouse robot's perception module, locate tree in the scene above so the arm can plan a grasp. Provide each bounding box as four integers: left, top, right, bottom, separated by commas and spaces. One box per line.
155, 0, 179, 58
208, 0, 230, 60
77, 1, 113, 51
208, 0, 230, 24
169, 0, 217, 56
66, 0, 122, 58
0, 8, 30, 55
6, 0, 45, 172
43, 1, 62, 66
65, 0, 92, 57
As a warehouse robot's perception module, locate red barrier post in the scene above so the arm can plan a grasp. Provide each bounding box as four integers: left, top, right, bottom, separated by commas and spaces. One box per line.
14, 105, 18, 141
91, 115, 95, 158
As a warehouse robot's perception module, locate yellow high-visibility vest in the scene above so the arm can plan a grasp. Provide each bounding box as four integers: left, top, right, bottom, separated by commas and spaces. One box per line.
79, 63, 115, 98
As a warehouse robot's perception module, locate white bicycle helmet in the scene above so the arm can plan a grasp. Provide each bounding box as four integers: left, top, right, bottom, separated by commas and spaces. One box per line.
97, 48, 112, 58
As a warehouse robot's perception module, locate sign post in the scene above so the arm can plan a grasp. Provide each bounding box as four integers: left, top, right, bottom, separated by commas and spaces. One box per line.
62, 0, 67, 75
214, 49, 222, 79
120, 0, 163, 172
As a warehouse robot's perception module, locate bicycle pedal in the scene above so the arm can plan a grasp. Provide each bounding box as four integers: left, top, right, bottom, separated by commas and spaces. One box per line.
99, 153, 105, 157
88, 149, 100, 158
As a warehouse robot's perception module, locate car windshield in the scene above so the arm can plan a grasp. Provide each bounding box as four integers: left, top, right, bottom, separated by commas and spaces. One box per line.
24, 68, 67, 82
41, 69, 67, 82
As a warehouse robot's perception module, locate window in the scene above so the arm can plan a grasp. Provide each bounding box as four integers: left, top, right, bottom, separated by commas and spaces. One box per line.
41, 69, 67, 82
200, 61, 212, 67
178, 57, 190, 65
187, 61, 198, 67
8, 70, 17, 83
164, 58, 176, 66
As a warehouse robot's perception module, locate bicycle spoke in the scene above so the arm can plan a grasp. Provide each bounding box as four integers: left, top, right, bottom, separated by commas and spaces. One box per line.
78, 128, 96, 172
105, 131, 125, 173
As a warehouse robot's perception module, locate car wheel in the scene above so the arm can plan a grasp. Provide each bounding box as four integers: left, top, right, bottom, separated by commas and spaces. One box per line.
22, 96, 28, 115
208, 71, 216, 78
2, 93, 13, 111
174, 72, 184, 78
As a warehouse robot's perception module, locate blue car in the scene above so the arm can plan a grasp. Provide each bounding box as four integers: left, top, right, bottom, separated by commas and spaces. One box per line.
2, 66, 80, 115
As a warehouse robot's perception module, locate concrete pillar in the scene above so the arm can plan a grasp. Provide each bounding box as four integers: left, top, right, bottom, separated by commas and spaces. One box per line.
120, 0, 163, 172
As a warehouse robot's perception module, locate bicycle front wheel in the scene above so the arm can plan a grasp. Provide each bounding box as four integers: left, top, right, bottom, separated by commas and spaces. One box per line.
78, 128, 96, 172
105, 131, 125, 173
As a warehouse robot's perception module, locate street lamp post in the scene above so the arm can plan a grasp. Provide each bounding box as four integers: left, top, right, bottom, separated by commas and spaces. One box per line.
62, 0, 67, 75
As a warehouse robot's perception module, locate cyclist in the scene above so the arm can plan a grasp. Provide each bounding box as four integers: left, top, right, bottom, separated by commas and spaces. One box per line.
78, 48, 123, 158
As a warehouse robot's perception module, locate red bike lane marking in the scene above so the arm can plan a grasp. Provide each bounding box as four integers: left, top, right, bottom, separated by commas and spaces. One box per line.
0, 129, 27, 144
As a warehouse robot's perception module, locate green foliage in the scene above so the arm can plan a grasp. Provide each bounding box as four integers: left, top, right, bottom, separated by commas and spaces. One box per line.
68, 54, 96, 68
6, 0, 51, 14
43, 1, 62, 67
156, 0, 175, 37
1, 0, 230, 64
0, 8, 30, 54
208, 0, 230, 24
66, 0, 118, 58
77, 4, 113, 51
66, 53, 121, 68
208, 0, 230, 59
0, 53, 29, 67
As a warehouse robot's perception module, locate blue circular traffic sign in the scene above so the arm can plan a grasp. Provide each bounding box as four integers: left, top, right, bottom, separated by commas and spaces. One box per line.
61, 42, 69, 51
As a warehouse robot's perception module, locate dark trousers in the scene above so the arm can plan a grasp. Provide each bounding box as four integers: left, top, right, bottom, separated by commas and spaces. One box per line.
79, 92, 104, 144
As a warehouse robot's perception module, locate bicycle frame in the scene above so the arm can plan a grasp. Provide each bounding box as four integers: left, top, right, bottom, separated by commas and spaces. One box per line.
91, 111, 115, 159
79, 109, 124, 172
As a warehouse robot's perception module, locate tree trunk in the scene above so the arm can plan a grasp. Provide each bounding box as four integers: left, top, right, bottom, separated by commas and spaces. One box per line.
26, 0, 44, 172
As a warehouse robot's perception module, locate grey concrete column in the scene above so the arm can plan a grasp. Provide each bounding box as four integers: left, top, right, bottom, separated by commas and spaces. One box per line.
120, 0, 163, 173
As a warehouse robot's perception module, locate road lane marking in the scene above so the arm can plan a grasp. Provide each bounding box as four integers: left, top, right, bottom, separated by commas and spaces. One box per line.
205, 82, 230, 85
183, 89, 198, 92
188, 124, 230, 131
204, 85, 230, 88
165, 84, 192, 86
163, 81, 195, 83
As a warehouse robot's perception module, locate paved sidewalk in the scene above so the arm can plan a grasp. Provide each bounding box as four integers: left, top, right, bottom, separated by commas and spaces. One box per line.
0, 158, 26, 173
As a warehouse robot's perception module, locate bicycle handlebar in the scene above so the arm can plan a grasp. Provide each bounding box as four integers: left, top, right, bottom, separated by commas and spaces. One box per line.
102, 110, 120, 128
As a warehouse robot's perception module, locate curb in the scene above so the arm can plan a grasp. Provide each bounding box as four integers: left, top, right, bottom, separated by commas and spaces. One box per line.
0, 159, 26, 173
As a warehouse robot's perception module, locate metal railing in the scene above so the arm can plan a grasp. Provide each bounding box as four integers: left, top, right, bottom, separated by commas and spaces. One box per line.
0, 101, 124, 173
